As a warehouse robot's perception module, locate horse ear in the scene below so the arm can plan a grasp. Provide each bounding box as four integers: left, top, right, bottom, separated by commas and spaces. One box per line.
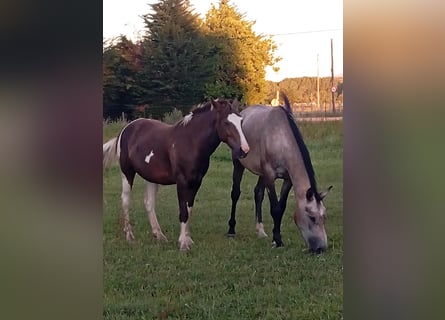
306, 188, 314, 201
231, 98, 240, 111
319, 185, 333, 199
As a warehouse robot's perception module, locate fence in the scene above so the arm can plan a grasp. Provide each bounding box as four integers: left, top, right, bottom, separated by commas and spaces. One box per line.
290, 102, 342, 121
105, 103, 344, 123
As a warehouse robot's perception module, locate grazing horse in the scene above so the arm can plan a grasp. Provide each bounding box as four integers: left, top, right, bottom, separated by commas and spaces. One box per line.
103, 99, 250, 250
227, 94, 332, 253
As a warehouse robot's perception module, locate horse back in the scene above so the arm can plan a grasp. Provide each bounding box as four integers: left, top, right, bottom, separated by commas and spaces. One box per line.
119, 119, 176, 184
240, 106, 299, 176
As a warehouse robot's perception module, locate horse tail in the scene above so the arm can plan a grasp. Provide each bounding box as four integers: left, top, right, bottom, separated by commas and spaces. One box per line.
103, 137, 119, 169
279, 93, 321, 201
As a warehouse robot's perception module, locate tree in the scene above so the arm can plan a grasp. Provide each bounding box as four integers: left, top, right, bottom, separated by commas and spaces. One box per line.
204, 0, 280, 104
336, 82, 343, 97
103, 36, 143, 119
266, 76, 343, 109
138, 0, 217, 116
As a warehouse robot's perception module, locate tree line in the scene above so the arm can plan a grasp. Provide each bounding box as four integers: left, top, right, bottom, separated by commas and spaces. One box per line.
103, 0, 279, 120
103, 0, 343, 120
265, 77, 343, 108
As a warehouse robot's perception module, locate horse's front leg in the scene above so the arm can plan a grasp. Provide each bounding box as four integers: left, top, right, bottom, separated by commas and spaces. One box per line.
228, 159, 245, 236
176, 178, 202, 251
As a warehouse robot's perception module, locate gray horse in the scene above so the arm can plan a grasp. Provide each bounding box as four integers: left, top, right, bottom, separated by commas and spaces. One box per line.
228, 93, 332, 253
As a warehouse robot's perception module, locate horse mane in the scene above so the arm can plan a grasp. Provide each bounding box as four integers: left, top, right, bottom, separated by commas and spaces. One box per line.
189, 101, 213, 114
280, 93, 321, 202
179, 98, 234, 126
188, 98, 233, 115
177, 101, 213, 126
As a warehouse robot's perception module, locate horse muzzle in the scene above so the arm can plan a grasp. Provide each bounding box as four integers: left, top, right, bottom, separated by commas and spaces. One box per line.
232, 146, 249, 159
308, 236, 327, 254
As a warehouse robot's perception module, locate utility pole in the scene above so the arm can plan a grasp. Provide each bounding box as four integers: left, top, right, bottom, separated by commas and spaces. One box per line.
330, 38, 336, 112
317, 53, 320, 111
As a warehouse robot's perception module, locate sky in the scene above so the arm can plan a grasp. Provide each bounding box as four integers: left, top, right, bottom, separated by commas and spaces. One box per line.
103, 0, 343, 81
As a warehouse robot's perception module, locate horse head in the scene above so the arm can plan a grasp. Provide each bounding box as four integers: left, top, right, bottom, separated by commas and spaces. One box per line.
294, 186, 333, 253
211, 98, 250, 159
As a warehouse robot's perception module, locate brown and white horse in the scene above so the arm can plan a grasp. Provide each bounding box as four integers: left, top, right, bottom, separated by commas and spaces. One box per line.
227, 93, 332, 253
103, 99, 249, 250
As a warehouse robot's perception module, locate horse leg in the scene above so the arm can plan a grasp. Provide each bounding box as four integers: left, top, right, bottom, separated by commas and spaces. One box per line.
144, 181, 167, 242
228, 159, 245, 236
254, 176, 268, 238
278, 178, 292, 217
176, 179, 202, 251
264, 178, 284, 247
121, 172, 135, 242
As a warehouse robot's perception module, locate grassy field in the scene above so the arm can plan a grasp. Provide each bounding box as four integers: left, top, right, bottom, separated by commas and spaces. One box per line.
103, 119, 343, 319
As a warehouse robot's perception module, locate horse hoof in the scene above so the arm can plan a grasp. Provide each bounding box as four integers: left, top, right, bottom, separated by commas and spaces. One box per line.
227, 233, 236, 238
257, 230, 268, 238
126, 232, 135, 242
154, 233, 168, 243
179, 243, 192, 251
178, 236, 194, 251
272, 240, 284, 248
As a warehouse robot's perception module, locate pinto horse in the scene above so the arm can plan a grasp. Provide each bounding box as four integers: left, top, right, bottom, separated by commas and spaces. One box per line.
227, 94, 332, 253
103, 99, 249, 250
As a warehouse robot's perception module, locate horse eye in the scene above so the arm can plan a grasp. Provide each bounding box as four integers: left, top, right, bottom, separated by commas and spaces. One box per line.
309, 216, 316, 223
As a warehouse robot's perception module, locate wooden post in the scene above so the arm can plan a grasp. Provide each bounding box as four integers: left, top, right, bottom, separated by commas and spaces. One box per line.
331, 38, 336, 112
317, 53, 320, 111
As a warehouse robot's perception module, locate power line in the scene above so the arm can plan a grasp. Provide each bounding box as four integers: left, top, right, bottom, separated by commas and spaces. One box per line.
104, 27, 343, 44
266, 28, 343, 37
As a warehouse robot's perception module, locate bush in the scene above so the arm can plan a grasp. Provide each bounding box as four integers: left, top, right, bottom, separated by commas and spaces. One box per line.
162, 108, 184, 124
103, 119, 128, 141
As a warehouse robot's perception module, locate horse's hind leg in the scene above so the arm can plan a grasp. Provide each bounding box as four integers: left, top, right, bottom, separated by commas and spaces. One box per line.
254, 176, 268, 238
264, 176, 284, 247
121, 172, 135, 242
144, 182, 168, 242
228, 159, 245, 236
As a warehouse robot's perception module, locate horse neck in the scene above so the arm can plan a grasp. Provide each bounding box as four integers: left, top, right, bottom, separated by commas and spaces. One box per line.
181, 110, 221, 157
287, 155, 313, 200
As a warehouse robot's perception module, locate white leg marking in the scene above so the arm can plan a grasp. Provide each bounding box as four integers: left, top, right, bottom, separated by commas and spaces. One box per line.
177, 202, 193, 250
144, 182, 167, 242
256, 222, 268, 238
227, 113, 250, 153
178, 221, 194, 251
121, 174, 134, 242
144, 150, 155, 164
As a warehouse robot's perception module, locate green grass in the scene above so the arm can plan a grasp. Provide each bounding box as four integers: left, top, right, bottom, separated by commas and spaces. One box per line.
103, 120, 343, 319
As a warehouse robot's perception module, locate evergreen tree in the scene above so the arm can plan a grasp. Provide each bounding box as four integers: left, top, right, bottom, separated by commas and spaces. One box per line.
138, 0, 216, 115
103, 36, 142, 119
204, 0, 280, 104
